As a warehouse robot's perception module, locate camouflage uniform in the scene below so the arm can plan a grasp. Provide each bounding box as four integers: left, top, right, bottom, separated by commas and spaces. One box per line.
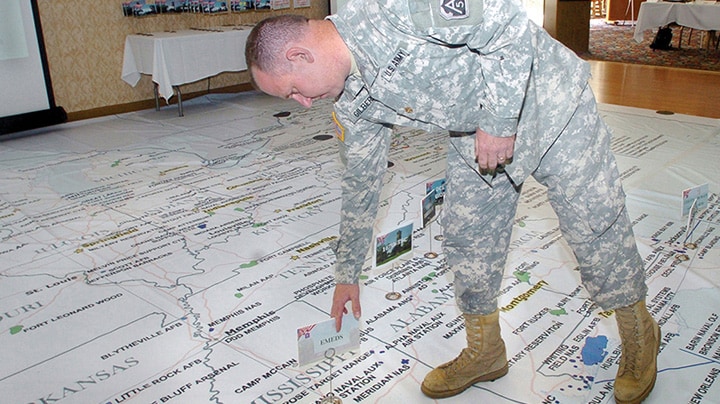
328, 0, 647, 314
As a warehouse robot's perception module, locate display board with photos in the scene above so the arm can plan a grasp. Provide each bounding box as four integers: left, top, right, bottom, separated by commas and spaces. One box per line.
120, 0, 302, 16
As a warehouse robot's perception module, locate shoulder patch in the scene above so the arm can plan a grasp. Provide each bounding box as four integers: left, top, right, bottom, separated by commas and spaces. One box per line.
439, 0, 468, 20
332, 112, 345, 142
409, 0, 483, 30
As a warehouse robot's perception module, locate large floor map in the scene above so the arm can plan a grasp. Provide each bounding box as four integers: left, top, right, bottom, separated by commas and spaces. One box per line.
1, 93, 719, 404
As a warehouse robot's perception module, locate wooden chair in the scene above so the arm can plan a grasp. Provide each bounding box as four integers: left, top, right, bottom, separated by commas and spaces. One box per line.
678, 26, 719, 50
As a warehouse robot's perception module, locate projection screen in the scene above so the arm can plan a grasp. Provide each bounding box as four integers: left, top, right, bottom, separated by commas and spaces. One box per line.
0, 0, 66, 136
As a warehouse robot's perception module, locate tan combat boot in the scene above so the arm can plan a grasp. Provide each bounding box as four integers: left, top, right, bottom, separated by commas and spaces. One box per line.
421, 309, 508, 398
614, 300, 661, 404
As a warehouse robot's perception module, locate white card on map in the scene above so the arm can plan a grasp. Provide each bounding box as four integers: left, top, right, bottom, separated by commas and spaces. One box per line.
296, 315, 360, 367
421, 190, 437, 228
681, 183, 708, 218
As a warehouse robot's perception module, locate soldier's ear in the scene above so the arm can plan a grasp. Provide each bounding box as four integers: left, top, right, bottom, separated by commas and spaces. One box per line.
286, 47, 315, 64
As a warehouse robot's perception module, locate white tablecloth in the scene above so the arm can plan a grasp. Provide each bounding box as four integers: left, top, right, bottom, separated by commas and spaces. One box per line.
634, 0, 720, 42
122, 27, 252, 101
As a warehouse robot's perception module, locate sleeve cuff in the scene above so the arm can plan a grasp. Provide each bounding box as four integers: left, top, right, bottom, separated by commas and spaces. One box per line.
484, 116, 518, 138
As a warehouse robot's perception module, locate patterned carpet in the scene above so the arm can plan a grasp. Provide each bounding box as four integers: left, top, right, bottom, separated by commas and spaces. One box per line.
581, 18, 720, 71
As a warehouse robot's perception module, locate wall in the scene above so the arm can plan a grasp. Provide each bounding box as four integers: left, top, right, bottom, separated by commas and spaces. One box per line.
36, 1, 329, 119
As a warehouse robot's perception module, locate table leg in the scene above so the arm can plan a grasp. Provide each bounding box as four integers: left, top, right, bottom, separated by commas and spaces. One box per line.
703, 30, 717, 50
174, 86, 184, 117
153, 83, 160, 111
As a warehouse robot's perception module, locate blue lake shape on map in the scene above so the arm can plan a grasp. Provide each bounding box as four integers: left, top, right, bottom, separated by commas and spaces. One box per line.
581, 335, 608, 365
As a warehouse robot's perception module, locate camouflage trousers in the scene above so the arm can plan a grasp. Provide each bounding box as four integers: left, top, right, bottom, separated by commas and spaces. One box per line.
441, 85, 647, 315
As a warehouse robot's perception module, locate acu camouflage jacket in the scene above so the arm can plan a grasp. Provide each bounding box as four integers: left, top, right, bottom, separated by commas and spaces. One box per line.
327, 0, 591, 283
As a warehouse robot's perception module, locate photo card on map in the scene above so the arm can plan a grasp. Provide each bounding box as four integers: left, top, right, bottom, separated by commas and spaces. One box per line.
681, 183, 709, 219
425, 178, 446, 205
421, 178, 445, 228
373, 222, 413, 268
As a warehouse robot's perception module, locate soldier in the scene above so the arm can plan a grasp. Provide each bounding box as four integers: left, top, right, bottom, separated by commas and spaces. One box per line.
245, 1, 660, 402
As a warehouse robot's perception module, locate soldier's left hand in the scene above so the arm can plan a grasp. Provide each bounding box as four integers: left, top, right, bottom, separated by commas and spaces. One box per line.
475, 129, 515, 174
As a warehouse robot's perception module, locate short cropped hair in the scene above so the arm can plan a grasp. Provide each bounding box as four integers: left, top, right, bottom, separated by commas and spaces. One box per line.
245, 15, 310, 76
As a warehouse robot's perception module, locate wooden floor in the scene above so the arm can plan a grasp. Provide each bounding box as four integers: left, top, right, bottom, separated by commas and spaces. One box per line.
588, 60, 720, 119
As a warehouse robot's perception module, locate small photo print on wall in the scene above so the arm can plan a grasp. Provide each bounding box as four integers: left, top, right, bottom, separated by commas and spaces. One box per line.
162, 0, 186, 13
201, 1, 229, 13
122, 1, 157, 17
188, 0, 202, 13
254, 0, 271, 10
271, 0, 290, 9
230, 0, 253, 11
